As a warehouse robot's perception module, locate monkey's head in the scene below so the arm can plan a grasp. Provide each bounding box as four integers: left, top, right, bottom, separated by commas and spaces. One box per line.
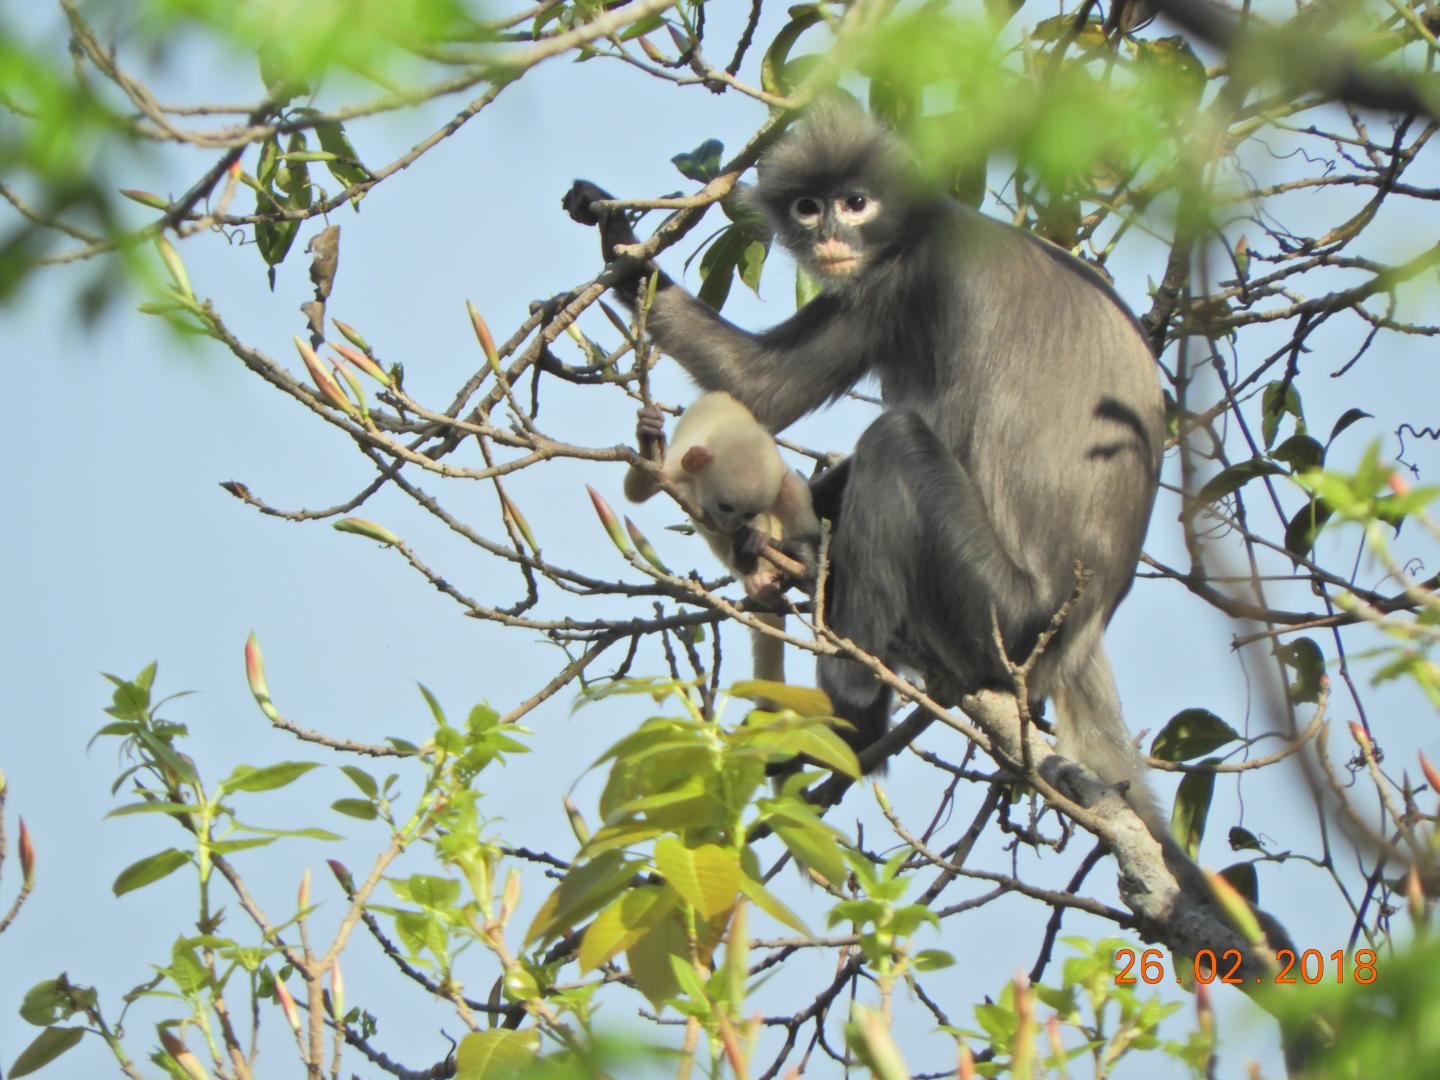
679, 431, 785, 535
750, 104, 915, 286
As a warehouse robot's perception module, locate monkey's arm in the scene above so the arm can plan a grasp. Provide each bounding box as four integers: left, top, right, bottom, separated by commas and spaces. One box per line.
565, 181, 869, 432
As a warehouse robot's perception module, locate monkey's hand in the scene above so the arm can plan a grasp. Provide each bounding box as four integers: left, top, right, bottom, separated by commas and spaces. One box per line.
562, 180, 642, 260
561, 179, 610, 227
635, 404, 666, 463
735, 529, 816, 599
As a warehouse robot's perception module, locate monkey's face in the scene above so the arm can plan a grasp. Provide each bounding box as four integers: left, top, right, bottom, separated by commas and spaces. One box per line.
690, 469, 782, 534
702, 486, 774, 535
784, 192, 883, 281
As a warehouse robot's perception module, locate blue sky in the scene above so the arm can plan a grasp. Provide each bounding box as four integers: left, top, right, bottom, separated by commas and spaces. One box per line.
4, 4, 1439, 1077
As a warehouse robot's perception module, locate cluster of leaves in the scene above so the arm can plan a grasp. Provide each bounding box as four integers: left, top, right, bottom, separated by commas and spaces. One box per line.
950, 938, 1210, 1079
7, 659, 540, 1079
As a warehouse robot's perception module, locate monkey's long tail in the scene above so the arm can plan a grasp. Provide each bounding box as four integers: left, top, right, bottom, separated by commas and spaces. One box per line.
751, 612, 786, 697
1050, 639, 1169, 839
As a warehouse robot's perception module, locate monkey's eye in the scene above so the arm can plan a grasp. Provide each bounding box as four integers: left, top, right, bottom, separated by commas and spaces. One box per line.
717, 502, 734, 513
791, 197, 822, 224
744, 512, 758, 520
837, 193, 879, 224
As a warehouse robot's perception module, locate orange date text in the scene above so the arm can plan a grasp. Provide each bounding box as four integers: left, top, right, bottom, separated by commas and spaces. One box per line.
1114, 947, 1376, 986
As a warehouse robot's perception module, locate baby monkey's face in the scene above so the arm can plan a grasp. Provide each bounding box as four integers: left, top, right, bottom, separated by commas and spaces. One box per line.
694, 466, 780, 534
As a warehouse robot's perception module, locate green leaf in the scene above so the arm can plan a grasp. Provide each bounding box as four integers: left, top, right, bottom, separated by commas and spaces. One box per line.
668, 953, 711, 1007
761, 6, 823, 96
774, 824, 847, 886
671, 138, 724, 182
738, 868, 810, 935
579, 884, 678, 973
795, 265, 822, 308
19, 981, 67, 1027
729, 681, 831, 717
654, 838, 740, 920
340, 766, 378, 796
525, 851, 644, 946
331, 798, 378, 820
112, 849, 190, 896
1272, 434, 1325, 471
311, 117, 374, 191
913, 949, 955, 971
1196, 459, 1284, 504
222, 761, 321, 793
1170, 764, 1217, 860
697, 225, 753, 312
1327, 408, 1373, 446
737, 237, 768, 295
403, 875, 461, 909
627, 908, 688, 1008
1284, 498, 1333, 560
1277, 637, 1325, 704
9, 1026, 84, 1078
1149, 709, 1240, 762
748, 724, 860, 779
454, 1030, 539, 1080
210, 837, 277, 856
1261, 380, 1304, 449
1218, 862, 1258, 903
105, 801, 194, 818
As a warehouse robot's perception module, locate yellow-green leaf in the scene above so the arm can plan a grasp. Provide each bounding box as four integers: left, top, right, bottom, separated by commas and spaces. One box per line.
578, 884, 678, 973
654, 838, 739, 921
729, 680, 832, 716
454, 1030, 539, 1080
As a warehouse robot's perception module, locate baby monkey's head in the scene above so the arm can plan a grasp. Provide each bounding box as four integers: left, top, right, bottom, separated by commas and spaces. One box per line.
679, 423, 786, 535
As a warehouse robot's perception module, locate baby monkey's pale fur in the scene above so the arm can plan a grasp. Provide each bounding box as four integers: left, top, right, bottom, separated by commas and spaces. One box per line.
624, 392, 819, 688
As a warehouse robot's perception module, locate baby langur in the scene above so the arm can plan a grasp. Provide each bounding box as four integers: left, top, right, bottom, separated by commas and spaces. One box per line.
624, 392, 820, 690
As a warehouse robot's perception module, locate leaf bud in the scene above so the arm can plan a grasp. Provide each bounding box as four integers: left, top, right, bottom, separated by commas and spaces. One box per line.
244, 633, 281, 723
274, 977, 302, 1033
18, 817, 35, 886
333, 517, 401, 546
586, 486, 632, 555
624, 517, 669, 572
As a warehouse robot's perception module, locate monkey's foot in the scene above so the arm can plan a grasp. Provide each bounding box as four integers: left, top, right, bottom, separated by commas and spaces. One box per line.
1038, 754, 1126, 812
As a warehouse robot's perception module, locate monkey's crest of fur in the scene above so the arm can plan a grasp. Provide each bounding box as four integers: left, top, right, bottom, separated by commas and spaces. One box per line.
753, 106, 909, 219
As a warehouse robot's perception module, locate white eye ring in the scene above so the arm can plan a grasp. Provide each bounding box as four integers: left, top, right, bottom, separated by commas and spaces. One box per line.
836, 193, 879, 225
791, 197, 822, 224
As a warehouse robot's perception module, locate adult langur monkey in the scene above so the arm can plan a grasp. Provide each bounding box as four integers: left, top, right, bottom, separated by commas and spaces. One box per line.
563, 105, 1166, 827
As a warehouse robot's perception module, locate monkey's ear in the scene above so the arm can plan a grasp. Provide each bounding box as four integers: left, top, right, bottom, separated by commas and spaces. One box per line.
681, 445, 713, 473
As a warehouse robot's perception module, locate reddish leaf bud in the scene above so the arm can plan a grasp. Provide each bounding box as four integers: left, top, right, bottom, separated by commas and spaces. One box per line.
466, 300, 501, 372
293, 336, 355, 415
330, 961, 345, 1022
18, 817, 35, 886
330, 342, 391, 387
586, 486, 631, 555
1419, 751, 1440, 796
274, 977, 302, 1033
327, 859, 355, 893
244, 633, 281, 723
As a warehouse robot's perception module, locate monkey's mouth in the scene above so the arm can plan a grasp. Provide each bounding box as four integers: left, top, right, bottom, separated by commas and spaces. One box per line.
813, 255, 861, 277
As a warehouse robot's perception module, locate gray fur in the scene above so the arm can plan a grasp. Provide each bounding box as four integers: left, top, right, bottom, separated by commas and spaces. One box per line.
564, 107, 1165, 799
